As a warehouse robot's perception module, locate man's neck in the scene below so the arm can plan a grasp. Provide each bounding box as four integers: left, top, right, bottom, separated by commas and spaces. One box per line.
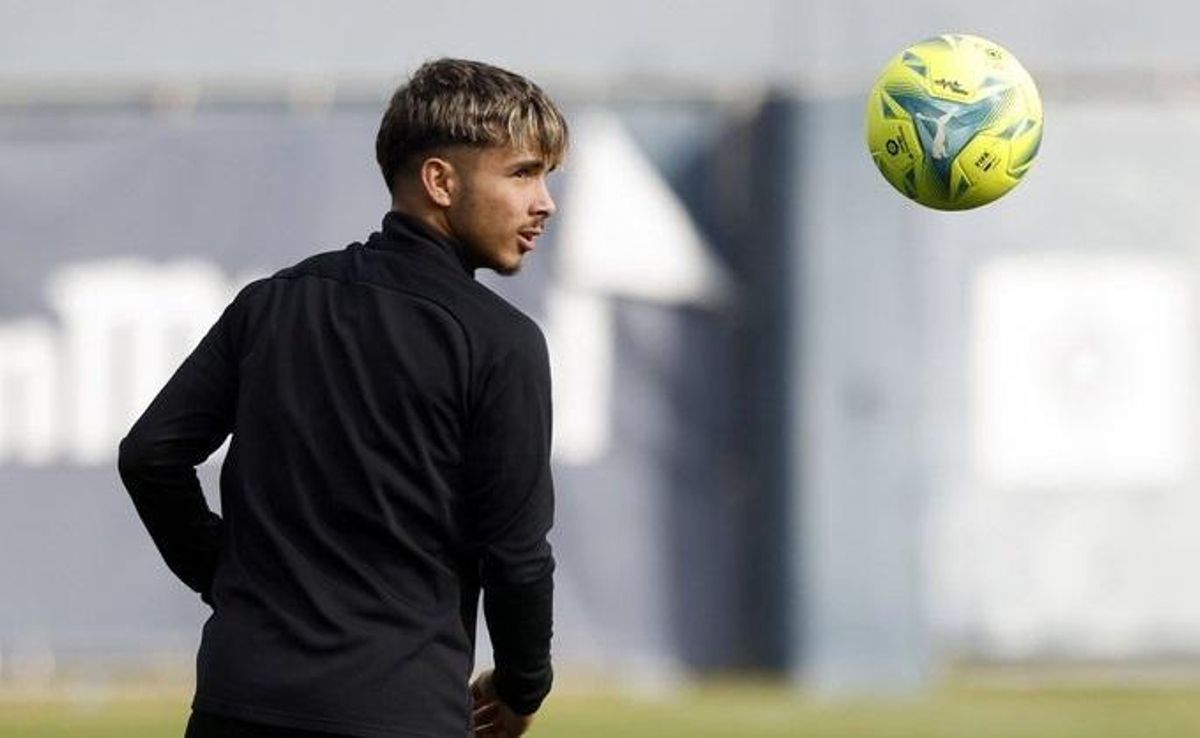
390, 203, 454, 243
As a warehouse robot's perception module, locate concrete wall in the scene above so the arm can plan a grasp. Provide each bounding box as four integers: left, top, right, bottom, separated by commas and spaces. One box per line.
2, 2, 1198, 93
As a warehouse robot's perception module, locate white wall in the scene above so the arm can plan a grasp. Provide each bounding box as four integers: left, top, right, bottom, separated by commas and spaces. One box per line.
2, 1, 1198, 93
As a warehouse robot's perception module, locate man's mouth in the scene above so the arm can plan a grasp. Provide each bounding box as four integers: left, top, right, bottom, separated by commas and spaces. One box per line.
517, 228, 543, 252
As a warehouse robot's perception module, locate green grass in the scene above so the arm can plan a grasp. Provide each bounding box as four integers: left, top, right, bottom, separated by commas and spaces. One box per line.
3, 682, 1200, 737
540, 683, 1200, 738
0, 692, 187, 738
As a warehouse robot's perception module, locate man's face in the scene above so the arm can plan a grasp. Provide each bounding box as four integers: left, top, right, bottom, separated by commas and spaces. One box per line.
445, 146, 558, 275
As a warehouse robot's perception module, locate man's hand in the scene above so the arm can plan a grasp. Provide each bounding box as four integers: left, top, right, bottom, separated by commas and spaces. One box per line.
471, 669, 535, 737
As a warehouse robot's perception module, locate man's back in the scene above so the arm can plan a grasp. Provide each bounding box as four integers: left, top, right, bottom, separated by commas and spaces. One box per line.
120, 213, 555, 737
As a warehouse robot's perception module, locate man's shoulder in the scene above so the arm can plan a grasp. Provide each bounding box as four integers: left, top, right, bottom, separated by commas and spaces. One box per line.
462, 280, 546, 350
270, 246, 355, 282
235, 242, 546, 353
219, 246, 359, 325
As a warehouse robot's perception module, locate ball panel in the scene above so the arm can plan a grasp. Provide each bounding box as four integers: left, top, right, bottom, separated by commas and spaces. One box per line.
866, 89, 922, 201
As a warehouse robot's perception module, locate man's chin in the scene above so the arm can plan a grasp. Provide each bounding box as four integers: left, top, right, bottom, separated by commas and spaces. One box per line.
489, 257, 524, 276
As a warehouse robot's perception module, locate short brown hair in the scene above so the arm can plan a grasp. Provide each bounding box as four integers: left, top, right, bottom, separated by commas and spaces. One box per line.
376, 58, 569, 193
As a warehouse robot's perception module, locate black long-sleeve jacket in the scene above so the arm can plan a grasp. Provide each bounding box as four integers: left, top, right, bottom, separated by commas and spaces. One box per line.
118, 212, 555, 738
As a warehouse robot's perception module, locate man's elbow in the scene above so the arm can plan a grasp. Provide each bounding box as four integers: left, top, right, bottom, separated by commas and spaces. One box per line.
483, 542, 555, 588
117, 431, 154, 480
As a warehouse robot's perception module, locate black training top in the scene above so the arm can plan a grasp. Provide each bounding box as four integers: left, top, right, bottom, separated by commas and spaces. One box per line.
118, 212, 555, 738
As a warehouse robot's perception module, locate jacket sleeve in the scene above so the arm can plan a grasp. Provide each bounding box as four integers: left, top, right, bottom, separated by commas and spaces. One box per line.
117, 299, 239, 604
466, 324, 556, 716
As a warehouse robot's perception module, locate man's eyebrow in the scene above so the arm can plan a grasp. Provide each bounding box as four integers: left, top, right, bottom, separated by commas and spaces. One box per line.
511, 158, 548, 172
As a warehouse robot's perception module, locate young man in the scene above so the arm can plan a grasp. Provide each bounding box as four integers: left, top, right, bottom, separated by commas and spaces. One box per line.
118, 58, 567, 738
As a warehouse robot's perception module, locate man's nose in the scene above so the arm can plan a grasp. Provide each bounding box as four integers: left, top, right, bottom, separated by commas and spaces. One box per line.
534, 179, 556, 218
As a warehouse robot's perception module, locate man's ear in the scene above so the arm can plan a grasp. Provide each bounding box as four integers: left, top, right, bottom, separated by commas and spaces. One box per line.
419, 157, 456, 208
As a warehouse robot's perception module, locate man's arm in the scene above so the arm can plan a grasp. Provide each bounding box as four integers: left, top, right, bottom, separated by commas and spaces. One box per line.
117, 301, 240, 603
466, 325, 556, 720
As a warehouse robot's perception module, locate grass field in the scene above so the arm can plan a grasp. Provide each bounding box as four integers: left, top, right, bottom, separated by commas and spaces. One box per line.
3, 681, 1200, 738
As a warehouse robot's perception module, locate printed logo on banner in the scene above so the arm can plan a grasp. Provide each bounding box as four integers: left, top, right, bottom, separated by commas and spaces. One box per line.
0, 260, 246, 465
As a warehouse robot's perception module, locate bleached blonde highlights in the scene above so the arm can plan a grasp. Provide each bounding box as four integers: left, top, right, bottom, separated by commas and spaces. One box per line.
376, 58, 569, 193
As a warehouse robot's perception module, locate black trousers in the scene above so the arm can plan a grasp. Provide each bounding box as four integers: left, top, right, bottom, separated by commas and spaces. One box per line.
184, 711, 356, 738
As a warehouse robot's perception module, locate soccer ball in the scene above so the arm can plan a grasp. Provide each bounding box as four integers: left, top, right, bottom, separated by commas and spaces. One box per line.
865, 34, 1043, 210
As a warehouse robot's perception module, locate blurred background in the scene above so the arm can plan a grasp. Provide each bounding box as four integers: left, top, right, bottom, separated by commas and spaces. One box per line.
3, 1, 1200, 736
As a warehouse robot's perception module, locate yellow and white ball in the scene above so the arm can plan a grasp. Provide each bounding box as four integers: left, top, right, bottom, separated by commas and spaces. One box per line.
866, 34, 1043, 210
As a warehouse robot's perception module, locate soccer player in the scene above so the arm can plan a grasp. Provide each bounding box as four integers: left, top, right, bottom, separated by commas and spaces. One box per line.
118, 58, 566, 738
